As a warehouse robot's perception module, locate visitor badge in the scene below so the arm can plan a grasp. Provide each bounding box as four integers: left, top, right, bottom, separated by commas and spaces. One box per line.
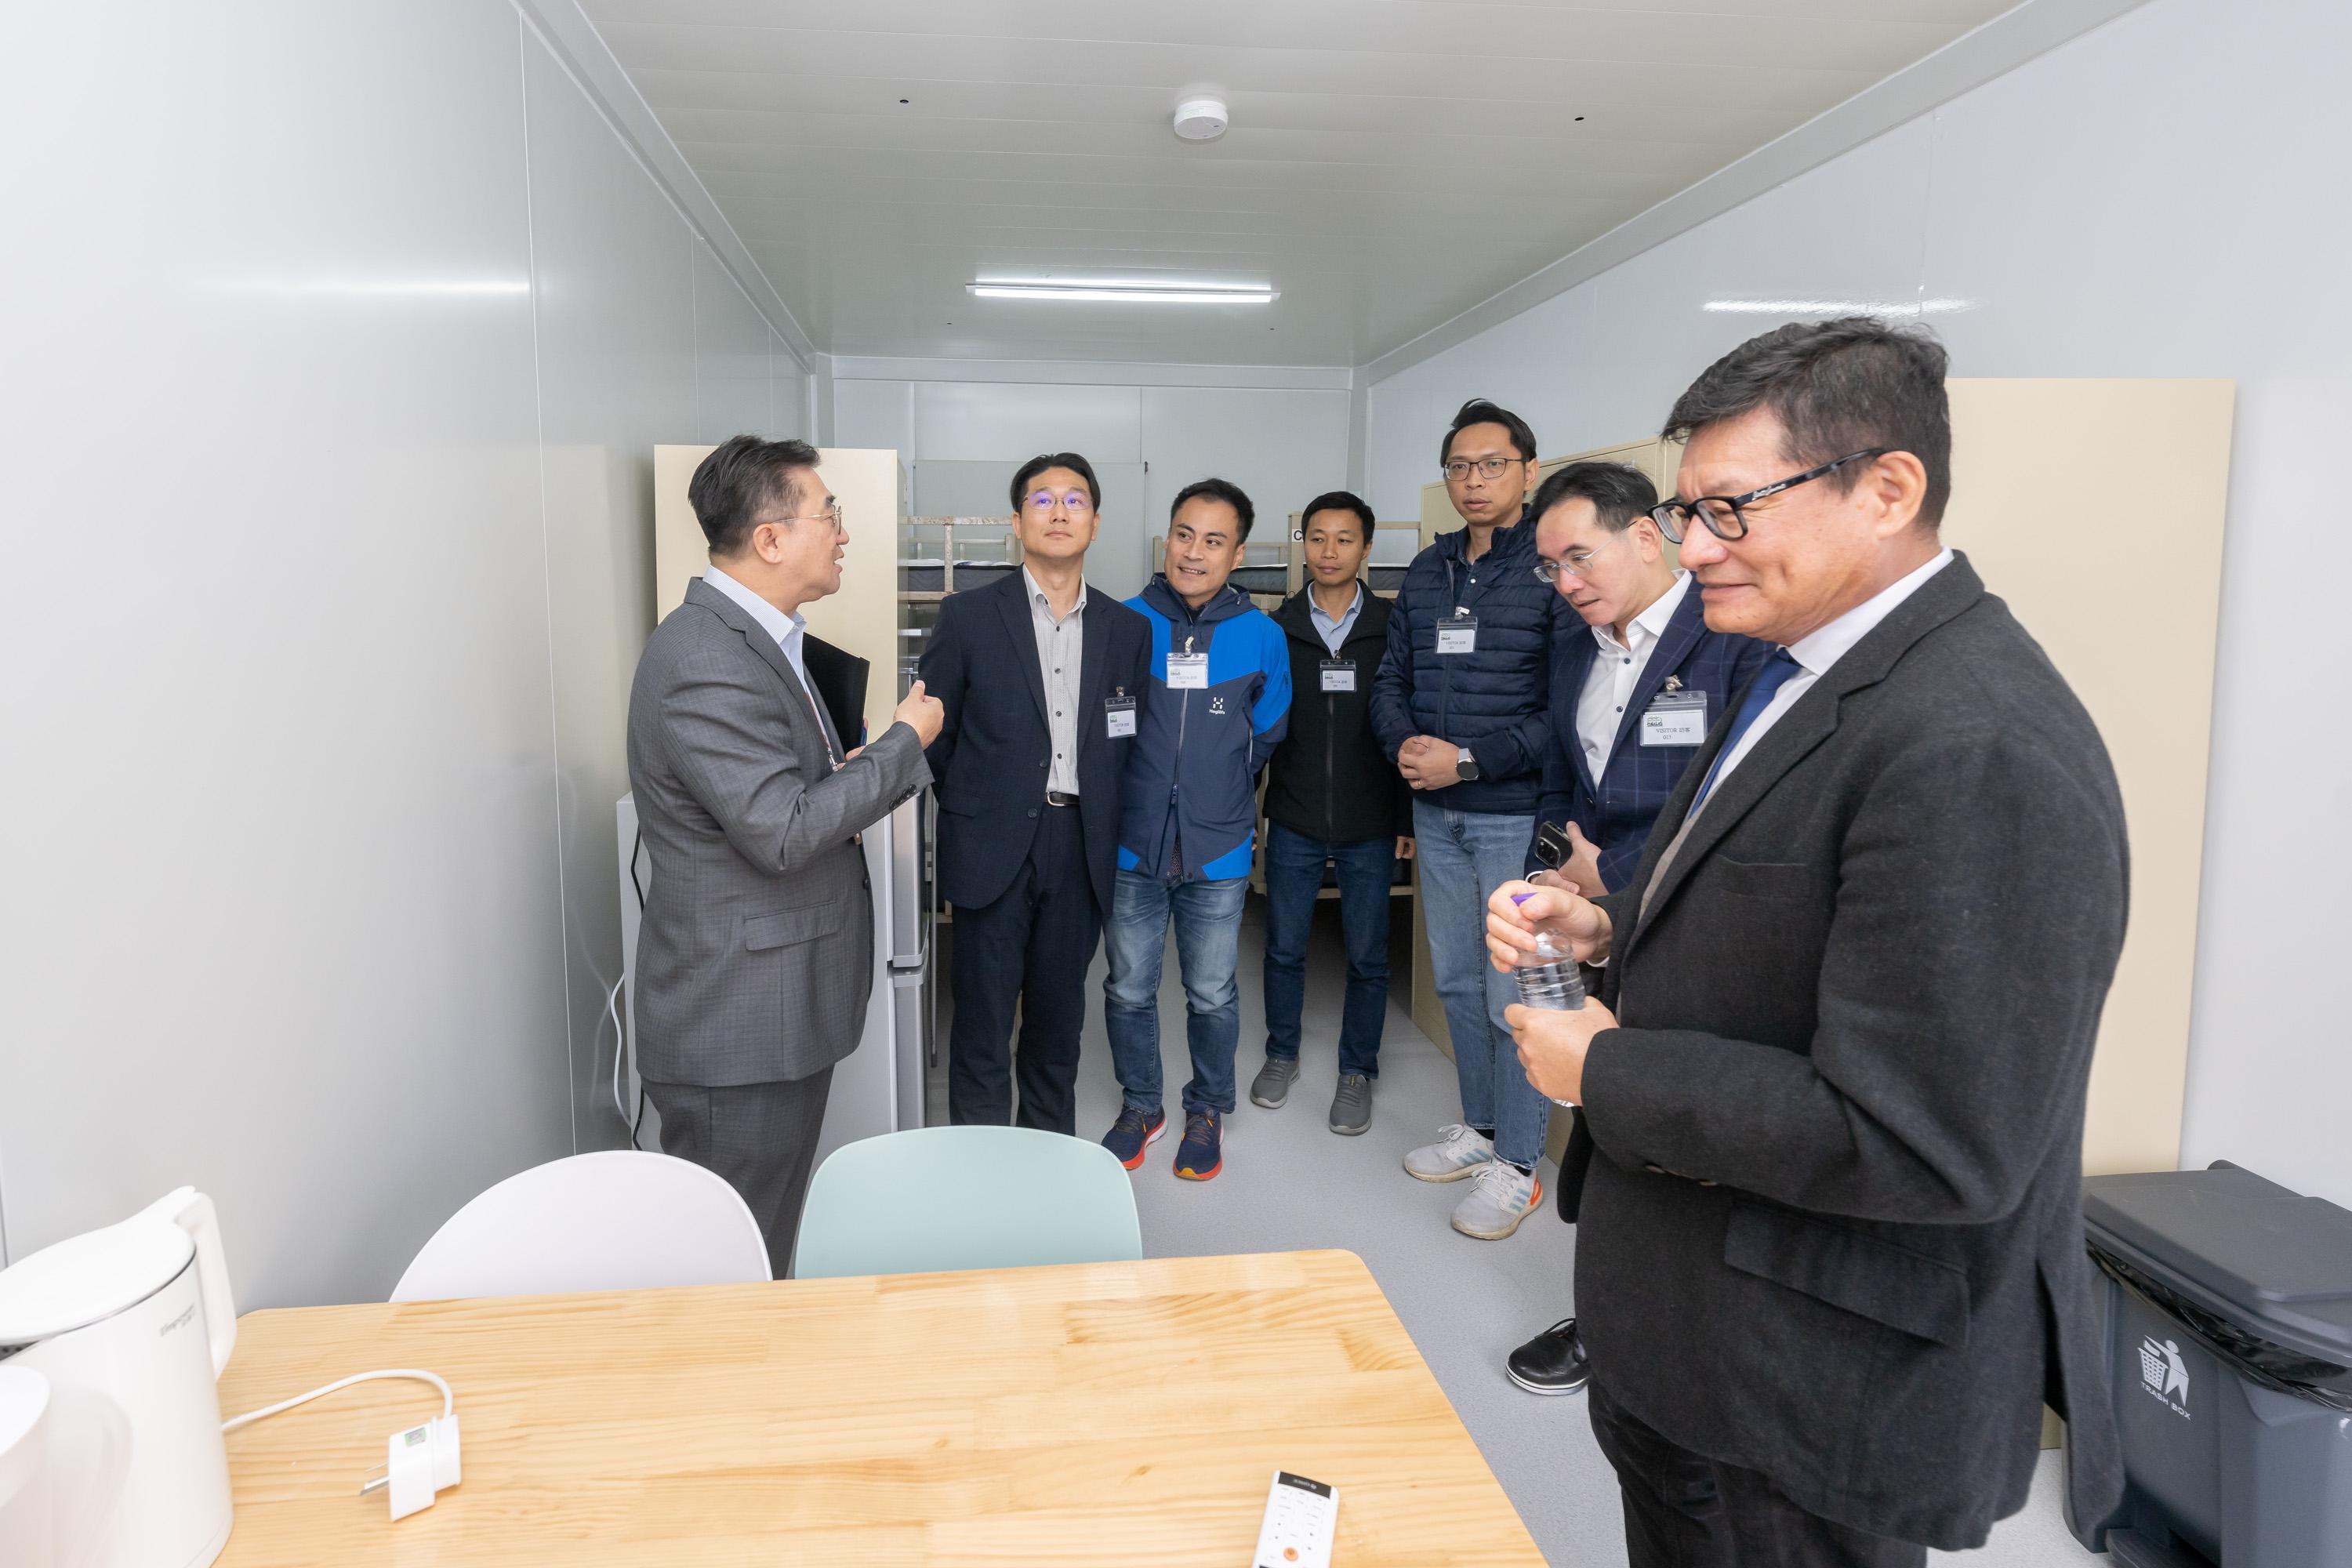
1436, 613, 1477, 655
1640, 689, 1708, 747
1167, 652, 1208, 690
1105, 691, 1138, 739
1319, 660, 1356, 693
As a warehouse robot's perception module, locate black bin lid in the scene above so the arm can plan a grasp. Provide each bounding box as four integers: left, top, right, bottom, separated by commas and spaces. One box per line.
2082, 1163, 2352, 1367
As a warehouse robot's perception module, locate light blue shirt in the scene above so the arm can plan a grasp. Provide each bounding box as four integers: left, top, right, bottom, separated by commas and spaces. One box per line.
1307, 581, 1365, 656
703, 564, 837, 762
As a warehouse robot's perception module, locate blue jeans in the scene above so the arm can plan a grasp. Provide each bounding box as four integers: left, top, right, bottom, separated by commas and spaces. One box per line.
1103, 869, 1249, 1116
1261, 822, 1393, 1078
1412, 800, 1550, 1168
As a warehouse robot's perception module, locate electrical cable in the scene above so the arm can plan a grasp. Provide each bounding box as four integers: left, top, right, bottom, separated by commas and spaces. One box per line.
622, 826, 648, 1146
220, 1369, 453, 1435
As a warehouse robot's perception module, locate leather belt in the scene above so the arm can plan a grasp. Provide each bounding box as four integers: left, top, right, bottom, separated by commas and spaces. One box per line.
1045, 790, 1080, 808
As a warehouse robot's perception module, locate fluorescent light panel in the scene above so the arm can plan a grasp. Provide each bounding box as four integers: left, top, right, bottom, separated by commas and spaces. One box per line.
968, 281, 1275, 305
1704, 296, 1974, 315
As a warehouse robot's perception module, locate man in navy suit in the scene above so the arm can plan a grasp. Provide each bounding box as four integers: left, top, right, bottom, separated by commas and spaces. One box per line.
1502, 460, 1770, 1396
918, 453, 1152, 1134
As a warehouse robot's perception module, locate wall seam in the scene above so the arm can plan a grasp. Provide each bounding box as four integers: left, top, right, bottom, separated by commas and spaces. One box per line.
517, 15, 580, 1157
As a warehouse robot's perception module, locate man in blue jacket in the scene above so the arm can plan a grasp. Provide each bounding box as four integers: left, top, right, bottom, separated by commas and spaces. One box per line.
1372, 398, 1569, 1241
1501, 459, 1771, 1396
1101, 478, 1290, 1182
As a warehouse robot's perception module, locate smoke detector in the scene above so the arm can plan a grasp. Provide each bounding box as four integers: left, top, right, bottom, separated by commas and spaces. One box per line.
1174, 96, 1229, 143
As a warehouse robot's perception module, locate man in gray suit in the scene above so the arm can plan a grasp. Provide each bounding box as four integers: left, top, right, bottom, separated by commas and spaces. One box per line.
1489, 321, 2126, 1563
626, 435, 941, 1277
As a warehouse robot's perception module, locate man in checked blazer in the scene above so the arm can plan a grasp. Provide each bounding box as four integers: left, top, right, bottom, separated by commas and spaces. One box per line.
1489, 321, 2126, 1563
627, 436, 941, 1278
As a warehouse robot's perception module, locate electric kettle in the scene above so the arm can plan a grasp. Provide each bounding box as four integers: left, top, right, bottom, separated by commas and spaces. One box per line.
0, 1189, 238, 1568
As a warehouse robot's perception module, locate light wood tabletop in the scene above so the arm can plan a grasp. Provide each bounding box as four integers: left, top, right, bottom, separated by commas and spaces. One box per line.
215, 1248, 1544, 1566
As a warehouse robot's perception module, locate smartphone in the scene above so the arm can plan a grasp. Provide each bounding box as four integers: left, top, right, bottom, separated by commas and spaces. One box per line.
1533, 820, 1573, 872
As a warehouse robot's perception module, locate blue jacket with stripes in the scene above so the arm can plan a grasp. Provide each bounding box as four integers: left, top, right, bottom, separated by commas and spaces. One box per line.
1116, 576, 1291, 883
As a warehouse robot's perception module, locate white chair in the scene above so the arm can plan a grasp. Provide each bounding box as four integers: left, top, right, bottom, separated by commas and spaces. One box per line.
390, 1150, 769, 1302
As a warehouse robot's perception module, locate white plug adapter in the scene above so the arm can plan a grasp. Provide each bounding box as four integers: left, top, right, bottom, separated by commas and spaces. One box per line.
363, 1413, 463, 1520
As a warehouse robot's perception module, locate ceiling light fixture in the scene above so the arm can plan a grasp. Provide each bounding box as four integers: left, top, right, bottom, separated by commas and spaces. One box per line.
1703, 296, 1975, 316
967, 281, 1276, 305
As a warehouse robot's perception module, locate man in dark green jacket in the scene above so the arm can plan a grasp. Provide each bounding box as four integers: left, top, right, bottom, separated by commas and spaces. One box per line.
1251, 492, 1413, 1134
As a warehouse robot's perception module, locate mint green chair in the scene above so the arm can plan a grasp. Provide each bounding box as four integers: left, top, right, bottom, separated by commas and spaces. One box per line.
790, 1126, 1143, 1280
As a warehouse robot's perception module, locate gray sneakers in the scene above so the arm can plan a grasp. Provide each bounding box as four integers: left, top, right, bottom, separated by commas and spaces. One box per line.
1403, 1123, 1495, 1182
1450, 1160, 1541, 1240
1249, 1056, 1300, 1109
1327, 1074, 1374, 1135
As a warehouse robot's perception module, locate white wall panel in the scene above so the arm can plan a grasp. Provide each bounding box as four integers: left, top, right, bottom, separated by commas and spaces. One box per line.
833, 378, 916, 454
1363, 0, 2352, 1206
1139, 387, 1354, 535
913, 382, 1143, 463
693, 237, 774, 439
0, 0, 568, 1306
0, 0, 794, 1304
771, 328, 809, 438
521, 27, 699, 1161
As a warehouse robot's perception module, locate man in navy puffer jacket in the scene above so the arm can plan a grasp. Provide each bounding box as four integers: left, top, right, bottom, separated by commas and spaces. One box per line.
1372, 398, 1571, 1242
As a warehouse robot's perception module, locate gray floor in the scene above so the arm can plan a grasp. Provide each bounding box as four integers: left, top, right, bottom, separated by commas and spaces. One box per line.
937, 898, 2102, 1566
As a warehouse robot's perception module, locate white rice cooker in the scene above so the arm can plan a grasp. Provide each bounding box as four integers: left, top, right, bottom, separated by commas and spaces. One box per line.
0, 1189, 238, 1568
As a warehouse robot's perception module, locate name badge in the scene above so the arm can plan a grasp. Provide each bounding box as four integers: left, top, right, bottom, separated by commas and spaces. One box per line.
1640, 689, 1708, 747
1319, 660, 1356, 693
1166, 652, 1208, 690
1436, 613, 1477, 655
1105, 691, 1138, 739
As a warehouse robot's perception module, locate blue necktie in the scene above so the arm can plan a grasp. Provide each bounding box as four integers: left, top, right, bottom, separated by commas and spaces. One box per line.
1688, 649, 1802, 812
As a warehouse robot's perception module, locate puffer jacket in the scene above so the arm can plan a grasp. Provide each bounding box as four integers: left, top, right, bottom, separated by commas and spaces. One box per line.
1116, 575, 1291, 883
1370, 510, 1566, 815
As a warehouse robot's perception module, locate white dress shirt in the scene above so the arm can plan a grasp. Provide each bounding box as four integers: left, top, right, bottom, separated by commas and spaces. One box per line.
1307, 581, 1365, 655
1702, 548, 1953, 798
1574, 572, 1692, 777
1023, 566, 1087, 797
703, 564, 839, 765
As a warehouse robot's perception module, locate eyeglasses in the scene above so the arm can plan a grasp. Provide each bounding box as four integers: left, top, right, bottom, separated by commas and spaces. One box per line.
760, 501, 844, 530
1024, 489, 1095, 515
1650, 448, 1887, 543
1530, 548, 1602, 584
1441, 456, 1529, 483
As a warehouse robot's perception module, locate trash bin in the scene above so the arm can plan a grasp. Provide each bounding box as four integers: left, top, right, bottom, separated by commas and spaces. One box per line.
2068, 1162, 2352, 1567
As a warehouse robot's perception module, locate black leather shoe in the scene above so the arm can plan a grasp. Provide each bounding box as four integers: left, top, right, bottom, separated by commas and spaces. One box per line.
1505, 1317, 1590, 1396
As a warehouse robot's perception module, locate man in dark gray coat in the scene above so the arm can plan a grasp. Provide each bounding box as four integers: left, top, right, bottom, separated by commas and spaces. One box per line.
626, 435, 939, 1277
1488, 320, 2126, 1563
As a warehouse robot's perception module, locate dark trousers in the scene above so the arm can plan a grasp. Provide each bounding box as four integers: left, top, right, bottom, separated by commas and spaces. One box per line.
1589, 1379, 1927, 1568
643, 1066, 833, 1281
946, 803, 1100, 1135
1260, 822, 1393, 1077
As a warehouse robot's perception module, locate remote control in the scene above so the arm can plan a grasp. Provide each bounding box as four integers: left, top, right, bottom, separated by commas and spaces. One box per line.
1251, 1470, 1338, 1567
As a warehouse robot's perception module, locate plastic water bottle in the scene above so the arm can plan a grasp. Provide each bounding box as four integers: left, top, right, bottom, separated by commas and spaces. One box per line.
1508, 891, 1585, 1012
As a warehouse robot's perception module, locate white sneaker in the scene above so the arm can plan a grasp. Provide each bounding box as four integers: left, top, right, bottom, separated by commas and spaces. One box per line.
1403, 1123, 1495, 1184
1450, 1160, 1541, 1240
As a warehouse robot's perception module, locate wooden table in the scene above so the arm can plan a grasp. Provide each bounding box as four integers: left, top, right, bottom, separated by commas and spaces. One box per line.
217, 1249, 1543, 1566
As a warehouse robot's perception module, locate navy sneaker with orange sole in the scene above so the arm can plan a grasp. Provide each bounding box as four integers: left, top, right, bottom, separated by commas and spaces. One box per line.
1174, 1109, 1223, 1181
1102, 1105, 1167, 1171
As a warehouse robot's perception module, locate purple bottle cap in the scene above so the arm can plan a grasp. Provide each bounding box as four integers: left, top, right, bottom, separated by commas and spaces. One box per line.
1510, 892, 1536, 907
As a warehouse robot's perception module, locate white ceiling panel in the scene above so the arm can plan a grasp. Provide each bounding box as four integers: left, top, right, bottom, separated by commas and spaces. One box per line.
579, 0, 2018, 364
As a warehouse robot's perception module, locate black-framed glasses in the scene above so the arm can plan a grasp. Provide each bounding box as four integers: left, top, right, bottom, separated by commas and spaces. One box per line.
1441, 455, 1529, 482
1650, 448, 1889, 543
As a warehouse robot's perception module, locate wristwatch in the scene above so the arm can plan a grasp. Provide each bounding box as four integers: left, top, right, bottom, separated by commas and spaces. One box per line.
1456, 746, 1481, 782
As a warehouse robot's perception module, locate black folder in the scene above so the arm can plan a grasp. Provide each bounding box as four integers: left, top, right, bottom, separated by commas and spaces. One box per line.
800, 634, 869, 753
